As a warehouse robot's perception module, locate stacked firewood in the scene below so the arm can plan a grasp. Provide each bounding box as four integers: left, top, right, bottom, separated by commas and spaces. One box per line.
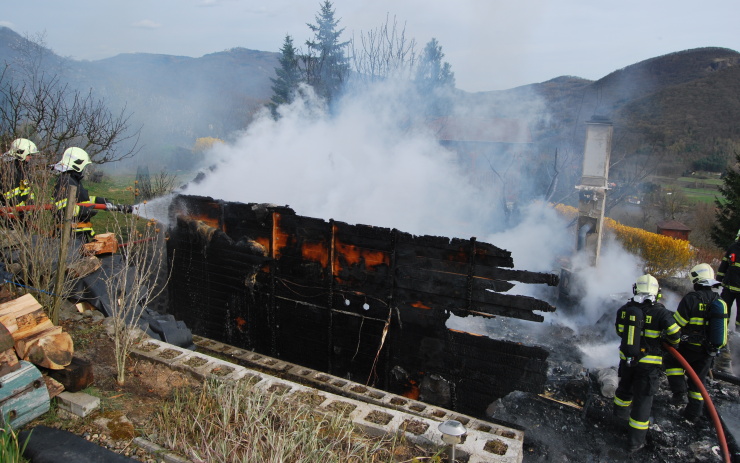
0, 293, 82, 397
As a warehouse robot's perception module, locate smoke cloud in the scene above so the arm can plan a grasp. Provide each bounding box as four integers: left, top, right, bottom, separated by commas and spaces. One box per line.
169, 78, 668, 372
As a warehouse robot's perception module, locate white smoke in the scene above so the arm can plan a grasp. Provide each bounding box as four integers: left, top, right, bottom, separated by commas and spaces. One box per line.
186, 82, 507, 239
173, 78, 663, 372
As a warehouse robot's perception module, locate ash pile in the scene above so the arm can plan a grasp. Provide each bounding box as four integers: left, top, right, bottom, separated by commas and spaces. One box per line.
476, 286, 740, 462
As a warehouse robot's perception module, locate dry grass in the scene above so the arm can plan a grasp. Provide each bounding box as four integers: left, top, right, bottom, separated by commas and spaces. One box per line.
147, 378, 442, 463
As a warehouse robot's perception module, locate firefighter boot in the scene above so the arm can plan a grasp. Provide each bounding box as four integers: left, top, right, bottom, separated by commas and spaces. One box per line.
670, 392, 688, 406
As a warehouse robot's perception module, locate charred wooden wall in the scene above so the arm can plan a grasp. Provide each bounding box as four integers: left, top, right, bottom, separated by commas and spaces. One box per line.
166, 194, 557, 417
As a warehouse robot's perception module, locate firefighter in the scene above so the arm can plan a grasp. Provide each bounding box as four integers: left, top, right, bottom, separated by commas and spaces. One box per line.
1, 138, 38, 207
613, 274, 680, 453
664, 263, 728, 423
52, 147, 133, 241
716, 232, 740, 374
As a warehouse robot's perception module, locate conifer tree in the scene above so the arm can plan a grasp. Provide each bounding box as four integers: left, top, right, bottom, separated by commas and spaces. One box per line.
415, 38, 455, 92
712, 152, 740, 247
414, 38, 455, 117
304, 1, 350, 104
268, 34, 302, 117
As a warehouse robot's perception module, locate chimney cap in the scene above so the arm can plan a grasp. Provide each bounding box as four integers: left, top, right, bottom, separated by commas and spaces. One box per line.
588, 115, 612, 124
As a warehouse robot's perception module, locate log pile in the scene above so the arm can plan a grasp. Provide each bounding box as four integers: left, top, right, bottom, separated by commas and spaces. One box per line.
0, 294, 74, 370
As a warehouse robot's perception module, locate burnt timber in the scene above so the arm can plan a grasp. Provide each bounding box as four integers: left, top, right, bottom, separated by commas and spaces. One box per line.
166, 194, 559, 417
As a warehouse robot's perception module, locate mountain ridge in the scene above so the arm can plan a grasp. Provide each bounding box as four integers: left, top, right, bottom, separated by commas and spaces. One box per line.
1, 25, 739, 177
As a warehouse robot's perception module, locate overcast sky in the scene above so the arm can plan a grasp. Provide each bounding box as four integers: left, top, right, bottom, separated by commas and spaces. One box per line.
3, 0, 738, 92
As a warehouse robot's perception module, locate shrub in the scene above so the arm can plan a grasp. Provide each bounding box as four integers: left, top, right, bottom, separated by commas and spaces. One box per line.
553, 204, 696, 278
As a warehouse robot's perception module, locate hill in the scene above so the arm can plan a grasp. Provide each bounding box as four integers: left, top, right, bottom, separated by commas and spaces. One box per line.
2, 26, 740, 180
0, 26, 279, 169
463, 47, 740, 204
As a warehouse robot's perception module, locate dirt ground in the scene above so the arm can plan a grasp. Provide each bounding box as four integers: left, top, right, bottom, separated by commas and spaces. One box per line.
23, 303, 201, 462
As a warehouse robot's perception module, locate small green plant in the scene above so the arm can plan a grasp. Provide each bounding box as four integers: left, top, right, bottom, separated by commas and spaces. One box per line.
0, 422, 31, 463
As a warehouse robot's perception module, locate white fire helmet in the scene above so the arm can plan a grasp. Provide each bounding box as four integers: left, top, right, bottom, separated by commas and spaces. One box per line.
4, 138, 38, 161
689, 263, 720, 287
53, 147, 91, 173
633, 274, 660, 297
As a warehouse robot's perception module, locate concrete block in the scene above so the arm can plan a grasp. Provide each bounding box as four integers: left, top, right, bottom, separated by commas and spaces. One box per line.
57, 391, 100, 417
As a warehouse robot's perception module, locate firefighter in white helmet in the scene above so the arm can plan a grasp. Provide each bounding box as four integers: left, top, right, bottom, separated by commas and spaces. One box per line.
716, 231, 740, 374
664, 263, 728, 423
613, 274, 680, 453
2, 138, 38, 207
52, 147, 133, 241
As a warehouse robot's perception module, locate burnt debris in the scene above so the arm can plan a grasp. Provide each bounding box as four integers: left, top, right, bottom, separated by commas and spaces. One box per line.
166, 194, 559, 417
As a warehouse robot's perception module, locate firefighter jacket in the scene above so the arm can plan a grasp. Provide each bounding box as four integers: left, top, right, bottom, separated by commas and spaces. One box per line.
1, 160, 33, 206
673, 287, 726, 352
615, 299, 680, 365
53, 171, 110, 236
718, 240, 740, 293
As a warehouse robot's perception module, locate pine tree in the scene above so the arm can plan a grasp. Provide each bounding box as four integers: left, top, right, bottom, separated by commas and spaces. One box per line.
711, 152, 740, 247
415, 38, 455, 93
268, 34, 302, 118
304, 1, 350, 104
414, 38, 455, 117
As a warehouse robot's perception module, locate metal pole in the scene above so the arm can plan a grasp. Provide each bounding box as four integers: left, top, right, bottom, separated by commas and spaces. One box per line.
449, 444, 455, 463
52, 185, 77, 325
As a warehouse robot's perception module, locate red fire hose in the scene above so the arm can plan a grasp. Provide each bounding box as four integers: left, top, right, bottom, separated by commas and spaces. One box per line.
663, 343, 731, 463
0, 203, 111, 219
0, 203, 109, 213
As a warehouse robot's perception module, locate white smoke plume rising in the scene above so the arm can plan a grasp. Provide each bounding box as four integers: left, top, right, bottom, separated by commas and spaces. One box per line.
185, 83, 504, 239
167, 79, 665, 371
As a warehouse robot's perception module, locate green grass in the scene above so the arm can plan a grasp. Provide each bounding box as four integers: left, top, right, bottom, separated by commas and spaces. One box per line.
676, 176, 723, 186
85, 174, 159, 240
86, 174, 140, 205
683, 187, 720, 204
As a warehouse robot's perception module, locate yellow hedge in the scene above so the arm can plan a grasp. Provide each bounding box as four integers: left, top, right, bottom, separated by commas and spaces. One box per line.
553, 204, 695, 278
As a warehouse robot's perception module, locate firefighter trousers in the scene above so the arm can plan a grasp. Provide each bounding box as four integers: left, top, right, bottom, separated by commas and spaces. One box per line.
665, 346, 713, 419
613, 362, 659, 448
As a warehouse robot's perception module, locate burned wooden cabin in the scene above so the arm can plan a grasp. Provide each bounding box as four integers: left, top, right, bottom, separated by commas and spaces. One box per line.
165, 194, 559, 417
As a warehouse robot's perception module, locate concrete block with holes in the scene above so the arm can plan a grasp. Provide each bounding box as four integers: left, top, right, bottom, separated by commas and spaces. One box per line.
57, 391, 100, 418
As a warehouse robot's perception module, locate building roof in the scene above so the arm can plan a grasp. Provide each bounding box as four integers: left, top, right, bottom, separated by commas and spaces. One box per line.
656, 220, 692, 231
428, 117, 532, 144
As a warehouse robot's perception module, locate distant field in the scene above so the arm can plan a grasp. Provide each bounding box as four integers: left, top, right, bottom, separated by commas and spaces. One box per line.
682, 187, 720, 204
653, 175, 722, 205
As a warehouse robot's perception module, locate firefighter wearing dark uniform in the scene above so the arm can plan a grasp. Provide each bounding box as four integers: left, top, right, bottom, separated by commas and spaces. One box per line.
665, 263, 728, 422
1, 138, 37, 208
52, 147, 132, 242
613, 274, 680, 453
716, 234, 740, 373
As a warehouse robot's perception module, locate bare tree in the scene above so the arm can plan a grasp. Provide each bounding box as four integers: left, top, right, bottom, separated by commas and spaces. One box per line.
656, 186, 688, 220
0, 34, 139, 163
101, 210, 170, 385
349, 14, 417, 83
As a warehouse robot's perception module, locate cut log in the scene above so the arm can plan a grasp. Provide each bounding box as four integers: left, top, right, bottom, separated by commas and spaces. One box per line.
42, 375, 65, 399
0, 322, 14, 351
0, 293, 41, 318
75, 301, 97, 313
82, 232, 118, 256
0, 306, 54, 341
0, 295, 74, 370
67, 256, 102, 279
0, 348, 20, 377
15, 326, 63, 359
46, 357, 94, 392
25, 332, 73, 370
